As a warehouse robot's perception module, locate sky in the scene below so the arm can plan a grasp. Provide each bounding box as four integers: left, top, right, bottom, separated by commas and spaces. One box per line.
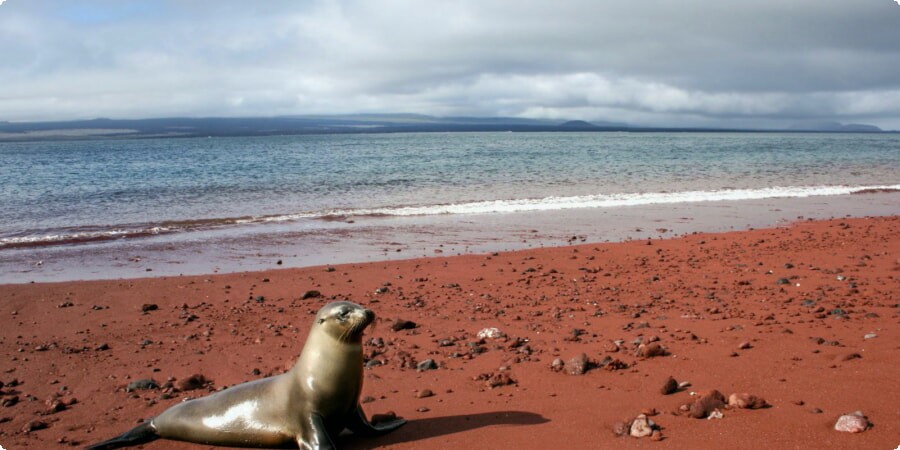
1, 0, 899, 129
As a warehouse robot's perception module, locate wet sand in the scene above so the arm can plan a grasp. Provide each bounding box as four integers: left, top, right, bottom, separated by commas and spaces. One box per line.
0, 216, 897, 449
3, 191, 898, 284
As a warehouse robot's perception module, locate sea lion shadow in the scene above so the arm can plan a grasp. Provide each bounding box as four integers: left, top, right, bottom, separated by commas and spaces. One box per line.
340, 410, 549, 447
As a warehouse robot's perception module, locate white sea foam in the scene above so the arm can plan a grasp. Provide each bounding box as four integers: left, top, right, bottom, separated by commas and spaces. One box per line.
318, 184, 900, 218
3, 184, 896, 248
0, 227, 170, 248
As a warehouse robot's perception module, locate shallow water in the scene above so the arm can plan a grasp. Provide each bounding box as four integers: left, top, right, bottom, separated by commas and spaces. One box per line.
1, 131, 898, 282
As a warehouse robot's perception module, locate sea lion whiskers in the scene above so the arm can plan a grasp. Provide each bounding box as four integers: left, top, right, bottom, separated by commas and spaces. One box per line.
339, 312, 371, 343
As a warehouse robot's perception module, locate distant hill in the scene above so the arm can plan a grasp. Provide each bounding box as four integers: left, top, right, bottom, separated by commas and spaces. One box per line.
558, 120, 596, 128
0, 114, 887, 142
787, 121, 882, 132
0, 114, 632, 142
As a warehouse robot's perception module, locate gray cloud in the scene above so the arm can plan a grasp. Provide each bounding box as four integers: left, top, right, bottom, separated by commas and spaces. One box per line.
1, 0, 899, 128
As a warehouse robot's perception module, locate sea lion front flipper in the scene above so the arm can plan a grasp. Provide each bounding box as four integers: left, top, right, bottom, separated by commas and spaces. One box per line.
346, 404, 407, 436
297, 414, 336, 450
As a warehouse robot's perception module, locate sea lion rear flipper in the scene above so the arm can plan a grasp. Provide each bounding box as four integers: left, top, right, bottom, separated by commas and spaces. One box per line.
83, 421, 159, 450
346, 404, 407, 436
297, 414, 336, 450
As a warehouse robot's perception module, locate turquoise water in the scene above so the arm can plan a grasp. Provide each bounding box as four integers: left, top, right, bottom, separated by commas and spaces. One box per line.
1, 132, 898, 248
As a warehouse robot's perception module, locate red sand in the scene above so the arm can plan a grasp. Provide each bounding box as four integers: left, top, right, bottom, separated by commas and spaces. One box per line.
0, 216, 897, 449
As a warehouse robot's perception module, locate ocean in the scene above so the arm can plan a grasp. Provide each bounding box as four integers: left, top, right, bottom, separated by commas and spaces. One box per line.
1, 132, 898, 282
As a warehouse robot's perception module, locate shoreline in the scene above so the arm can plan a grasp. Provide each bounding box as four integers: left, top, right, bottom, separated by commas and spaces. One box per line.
0, 216, 897, 448
2, 191, 899, 284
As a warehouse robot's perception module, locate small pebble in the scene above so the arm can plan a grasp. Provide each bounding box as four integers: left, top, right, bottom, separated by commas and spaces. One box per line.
22, 420, 48, 433
416, 389, 434, 399
477, 327, 504, 339
416, 359, 437, 372
612, 420, 630, 436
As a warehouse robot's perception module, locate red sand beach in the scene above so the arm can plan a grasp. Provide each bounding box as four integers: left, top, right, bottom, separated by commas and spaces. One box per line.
0, 216, 897, 449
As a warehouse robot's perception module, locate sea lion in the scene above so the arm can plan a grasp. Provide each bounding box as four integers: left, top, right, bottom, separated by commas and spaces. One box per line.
86, 301, 405, 449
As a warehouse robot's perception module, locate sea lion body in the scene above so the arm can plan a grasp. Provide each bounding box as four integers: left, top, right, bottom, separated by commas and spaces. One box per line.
86, 301, 404, 450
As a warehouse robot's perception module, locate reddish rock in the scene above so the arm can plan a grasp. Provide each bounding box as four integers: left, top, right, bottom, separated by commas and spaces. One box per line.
45, 399, 66, 414
603, 359, 629, 371
636, 342, 666, 358
22, 420, 48, 433
728, 392, 768, 409
416, 389, 434, 398
688, 390, 726, 419
838, 353, 862, 362
566, 353, 589, 375
482, 372, 515, 388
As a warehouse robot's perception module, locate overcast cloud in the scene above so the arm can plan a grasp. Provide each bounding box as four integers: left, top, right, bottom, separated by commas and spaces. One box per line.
1, 0, 899, 128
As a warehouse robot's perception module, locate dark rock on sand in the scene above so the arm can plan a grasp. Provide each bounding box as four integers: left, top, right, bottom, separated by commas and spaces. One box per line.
391, 319, 417, 331
301, 290, 321, 299
23, 420, 49, 433
126, 379, 159, 392
416, 359, 437, 372
176, 374, 210, 391
660, 376, 678, 395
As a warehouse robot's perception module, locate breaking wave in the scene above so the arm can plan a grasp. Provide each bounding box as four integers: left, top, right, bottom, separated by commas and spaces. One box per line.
2, 184, 897, 249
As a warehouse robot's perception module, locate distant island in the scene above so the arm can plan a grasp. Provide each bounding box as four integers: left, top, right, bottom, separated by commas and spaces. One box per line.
0, 114, 887, 142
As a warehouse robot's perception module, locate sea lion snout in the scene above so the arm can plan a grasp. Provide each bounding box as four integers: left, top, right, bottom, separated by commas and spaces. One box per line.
315, 301, 374, 341
361, 307, 375, 323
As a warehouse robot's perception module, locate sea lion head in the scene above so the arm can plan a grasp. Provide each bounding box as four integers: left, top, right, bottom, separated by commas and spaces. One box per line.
315, 301, 375, 343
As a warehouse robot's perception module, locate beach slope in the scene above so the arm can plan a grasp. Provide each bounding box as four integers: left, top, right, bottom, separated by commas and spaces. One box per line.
0, 217, 897, 449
